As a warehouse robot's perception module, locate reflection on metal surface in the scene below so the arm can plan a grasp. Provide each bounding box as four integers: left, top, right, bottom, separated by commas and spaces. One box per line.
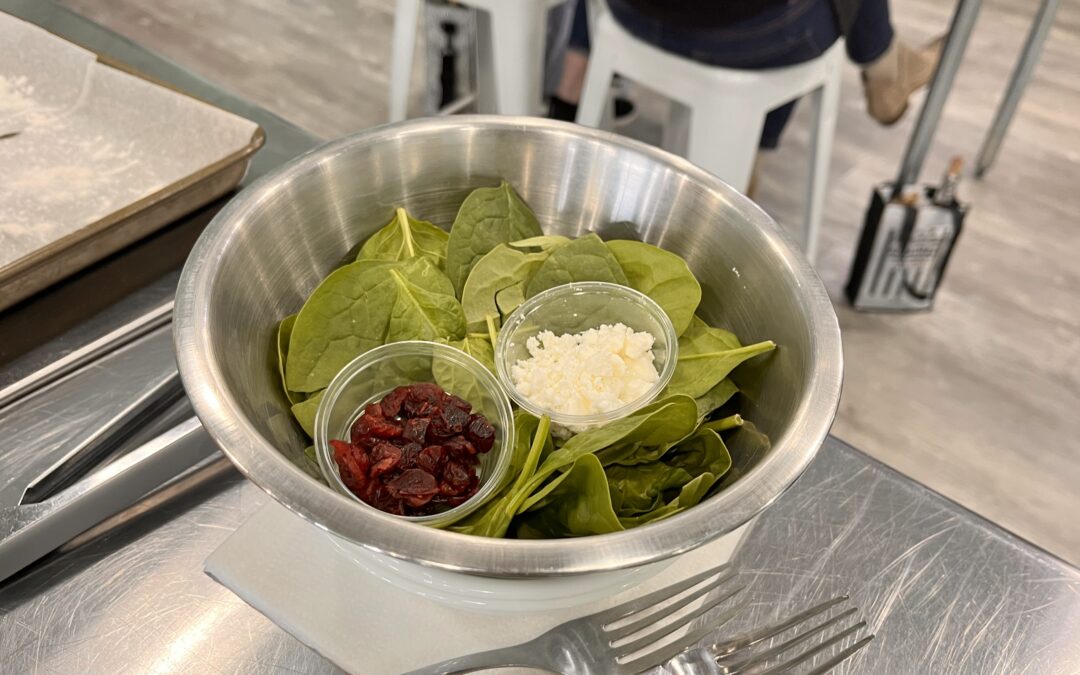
3, 440, 1075, 673
0, 301, 173, 410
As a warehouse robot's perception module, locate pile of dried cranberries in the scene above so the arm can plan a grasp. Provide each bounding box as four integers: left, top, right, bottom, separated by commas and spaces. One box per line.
330, 382, 496, 516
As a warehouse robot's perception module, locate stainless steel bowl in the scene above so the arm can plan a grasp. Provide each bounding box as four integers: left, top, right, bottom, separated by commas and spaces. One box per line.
174, 116, 842, 577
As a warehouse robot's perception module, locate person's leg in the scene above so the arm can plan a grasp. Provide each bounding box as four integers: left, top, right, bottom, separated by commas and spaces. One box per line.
845, 0, 895, 64
846, 0, 942, 125
549, 0, 590, 119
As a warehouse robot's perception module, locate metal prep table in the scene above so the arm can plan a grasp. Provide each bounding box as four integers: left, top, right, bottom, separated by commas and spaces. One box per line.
2, 3, 1080, 674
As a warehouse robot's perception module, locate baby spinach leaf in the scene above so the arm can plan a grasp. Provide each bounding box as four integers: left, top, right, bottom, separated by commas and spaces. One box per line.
460, 243, 548, 332
385, 262, 466, 343
521, 395, 698, 498
290, 389, 326, 438
694, 378, 739, 420
666, 427, 733, 478
286, 257, 464, 392
445, 182, 543, 296
606, 239, 701, 336
358, 207, 449, 268
664, 322, 775, 398
276, 314, 305, 406
495, 285, 526, 318
525, 233, 629, 298
606, 461, 693, 515
617, 472, 717, 528
450, 413, 550, 538
514, 454, 623, 538
508, 235, 571, 251
433, 335, 495, 406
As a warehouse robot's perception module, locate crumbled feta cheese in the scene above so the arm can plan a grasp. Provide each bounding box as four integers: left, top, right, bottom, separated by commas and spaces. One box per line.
510, 323, 659, 418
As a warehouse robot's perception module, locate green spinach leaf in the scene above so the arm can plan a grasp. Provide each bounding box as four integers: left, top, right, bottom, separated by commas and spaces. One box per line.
291, 389, 325, 437
508, 235, 571, 251
606, 239, 701, 336
358, 208, 449, 268
694, 378, 739, 420
525, 233, 629, 297
434, 335, 495, 406
515, 454, 623, 538
450, 413, 550, 537
276, 314, 305, 406
664, 322, 775, 398
617, 472, 717, 528
460, 243, 548, 332
445, 182, 543, 296
286, 257, 464, 392
606, 461, 693, 515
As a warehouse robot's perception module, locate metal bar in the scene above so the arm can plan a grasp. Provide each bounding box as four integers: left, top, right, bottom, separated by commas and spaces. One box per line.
19, 369, 186, 504
974, 0, 1061, 177
893, 0, 984, 196
0, 417, 215, 583
0, 301, 173, 410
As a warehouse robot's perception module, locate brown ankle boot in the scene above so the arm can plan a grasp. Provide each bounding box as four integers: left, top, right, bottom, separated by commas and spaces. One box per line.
862, 37, 944, 126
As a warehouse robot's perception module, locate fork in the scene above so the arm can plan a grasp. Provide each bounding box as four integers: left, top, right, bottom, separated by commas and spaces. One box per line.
406, 562, 746, 674
703, 595, 874, 675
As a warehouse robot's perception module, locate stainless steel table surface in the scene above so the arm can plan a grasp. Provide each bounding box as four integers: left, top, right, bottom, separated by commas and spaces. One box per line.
2, 3, 1080, 675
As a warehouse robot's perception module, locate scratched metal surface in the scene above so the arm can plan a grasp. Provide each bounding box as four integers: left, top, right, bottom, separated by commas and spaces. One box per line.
1, 438, 1078, 674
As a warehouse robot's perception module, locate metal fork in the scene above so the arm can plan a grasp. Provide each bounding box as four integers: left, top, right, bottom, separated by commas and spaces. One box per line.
406, 563, 746, 674
705, 595, 874, 674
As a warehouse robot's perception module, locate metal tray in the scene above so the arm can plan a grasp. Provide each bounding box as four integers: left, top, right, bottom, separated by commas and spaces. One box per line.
0, 15, 264, 310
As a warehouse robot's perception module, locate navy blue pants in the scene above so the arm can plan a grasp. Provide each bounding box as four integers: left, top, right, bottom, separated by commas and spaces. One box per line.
568, 0, 894, 148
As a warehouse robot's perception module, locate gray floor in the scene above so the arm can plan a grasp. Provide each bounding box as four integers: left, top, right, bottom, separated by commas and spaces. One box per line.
58, 0, 1080, 565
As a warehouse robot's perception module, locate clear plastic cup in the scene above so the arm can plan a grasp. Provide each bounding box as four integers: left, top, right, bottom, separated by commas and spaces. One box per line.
314, 340, 515, 527
494, 282, 678, 434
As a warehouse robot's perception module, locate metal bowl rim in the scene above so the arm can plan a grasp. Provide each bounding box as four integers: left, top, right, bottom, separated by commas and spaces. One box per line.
173, 115, 842, 577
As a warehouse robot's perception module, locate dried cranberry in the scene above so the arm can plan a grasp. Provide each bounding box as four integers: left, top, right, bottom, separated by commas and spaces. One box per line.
381, 386, 411, 417
400, 442, 422, 469
429, 405, 469, 438
443, 436, 477, 459
331, 382, 495, 517
387, 469, 439, 507
444, 394, 472, 413
441, 461, 473, 493
466, 415, 496, 453
418, 445, 444, 473
402, 417, 430, 444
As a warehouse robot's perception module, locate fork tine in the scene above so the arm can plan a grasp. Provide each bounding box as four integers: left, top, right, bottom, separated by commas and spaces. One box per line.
801, 634, 875, 675
717, 608, 858, 668
755, 621, 868, 675
711, 595, 850, 657
615, 584, 745, 656
591, 563, 732, 625
606, 569, 739, 640
619, 600, 750, 674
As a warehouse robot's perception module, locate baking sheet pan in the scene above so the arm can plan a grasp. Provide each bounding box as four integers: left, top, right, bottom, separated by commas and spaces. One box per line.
0, 13, 264, 310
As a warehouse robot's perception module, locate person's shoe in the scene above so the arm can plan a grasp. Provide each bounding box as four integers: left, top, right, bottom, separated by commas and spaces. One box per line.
862, 37, 943, 126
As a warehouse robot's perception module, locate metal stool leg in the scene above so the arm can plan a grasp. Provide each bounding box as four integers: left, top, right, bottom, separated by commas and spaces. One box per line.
974, 0, 1061, 177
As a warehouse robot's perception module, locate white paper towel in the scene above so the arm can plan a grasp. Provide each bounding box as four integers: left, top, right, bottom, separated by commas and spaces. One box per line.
205, 500, 746, 674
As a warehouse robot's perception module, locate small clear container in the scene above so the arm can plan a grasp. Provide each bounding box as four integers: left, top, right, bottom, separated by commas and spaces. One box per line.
494, 281, 678, 434
314, 340, 515, 527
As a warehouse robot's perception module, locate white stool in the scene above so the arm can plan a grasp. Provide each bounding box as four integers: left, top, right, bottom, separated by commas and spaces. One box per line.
576, 9, 843, 263
389, 0, 564, 121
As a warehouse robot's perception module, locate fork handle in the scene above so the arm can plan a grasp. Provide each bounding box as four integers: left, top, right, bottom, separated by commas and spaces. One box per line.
403, 642, 556, 675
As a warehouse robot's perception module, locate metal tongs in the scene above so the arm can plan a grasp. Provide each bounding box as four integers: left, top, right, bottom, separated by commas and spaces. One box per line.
0, 303, 217, 582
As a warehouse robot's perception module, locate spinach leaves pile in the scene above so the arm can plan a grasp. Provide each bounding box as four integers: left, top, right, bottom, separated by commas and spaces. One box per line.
276, 181, 776, 538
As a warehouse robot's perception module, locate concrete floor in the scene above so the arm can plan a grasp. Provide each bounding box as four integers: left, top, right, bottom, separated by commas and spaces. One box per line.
59, 0, 1080, 565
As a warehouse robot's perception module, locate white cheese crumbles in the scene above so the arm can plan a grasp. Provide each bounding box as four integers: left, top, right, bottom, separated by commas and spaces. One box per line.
510, 323, 659, 417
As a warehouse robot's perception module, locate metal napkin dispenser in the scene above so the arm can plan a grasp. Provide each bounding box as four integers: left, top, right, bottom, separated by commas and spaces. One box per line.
845, 183, 967, 312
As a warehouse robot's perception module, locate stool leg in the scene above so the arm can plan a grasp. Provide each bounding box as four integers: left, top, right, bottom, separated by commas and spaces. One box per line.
388, 0, 422, 122
803, 74, 840, 264
687, 103, 764, 193
575, 31, 616, 127
487, 3, 548, 115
